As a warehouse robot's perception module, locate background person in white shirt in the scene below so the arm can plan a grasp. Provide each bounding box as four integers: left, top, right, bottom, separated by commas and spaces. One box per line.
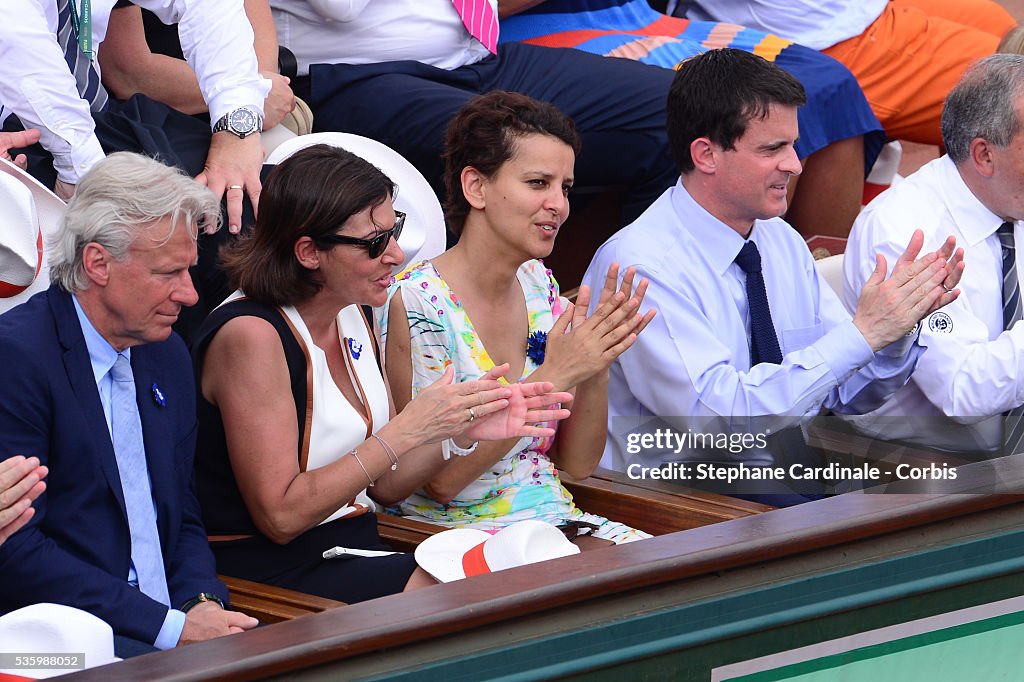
676, 0, 1017, 147
269, 0, 679, 228
844, 54, 1024, 454
582, 49, 962, 485
0, 0, 270, 235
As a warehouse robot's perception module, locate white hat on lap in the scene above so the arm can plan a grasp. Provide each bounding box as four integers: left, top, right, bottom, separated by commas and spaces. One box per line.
415, 520, 580, 583
0, 603, 120, 679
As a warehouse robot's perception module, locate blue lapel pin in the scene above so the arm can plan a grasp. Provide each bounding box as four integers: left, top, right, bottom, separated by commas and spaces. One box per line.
347, 337, 363, 360
151, 383, 167, 408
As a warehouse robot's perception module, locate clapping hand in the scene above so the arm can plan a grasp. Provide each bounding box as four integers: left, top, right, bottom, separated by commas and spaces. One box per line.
461, 364, 572, 441
541, 263, 657, 389
0, 456, 47, 546
930, 233, 965, 314
854, 229, 962, 350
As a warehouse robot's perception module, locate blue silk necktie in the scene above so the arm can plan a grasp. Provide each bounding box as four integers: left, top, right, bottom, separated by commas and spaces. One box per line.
110, 354, 170, 606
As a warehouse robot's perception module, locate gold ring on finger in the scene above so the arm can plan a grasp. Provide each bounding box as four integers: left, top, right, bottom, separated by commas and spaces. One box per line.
467, 407, 476, 422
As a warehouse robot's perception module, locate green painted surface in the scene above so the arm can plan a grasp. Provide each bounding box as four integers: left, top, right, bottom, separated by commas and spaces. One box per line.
725, 609, 1024, 682
356, 525, 1024, 682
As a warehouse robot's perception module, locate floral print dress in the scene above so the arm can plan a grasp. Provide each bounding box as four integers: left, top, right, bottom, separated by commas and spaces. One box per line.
378, 259, 650, 544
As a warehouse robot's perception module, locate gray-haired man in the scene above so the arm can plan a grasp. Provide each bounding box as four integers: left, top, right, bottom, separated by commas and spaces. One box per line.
844, 54, 1024, 454
0, 153, 257, 656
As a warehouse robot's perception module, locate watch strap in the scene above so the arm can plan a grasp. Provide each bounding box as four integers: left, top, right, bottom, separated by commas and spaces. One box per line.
180, 592, 225, 612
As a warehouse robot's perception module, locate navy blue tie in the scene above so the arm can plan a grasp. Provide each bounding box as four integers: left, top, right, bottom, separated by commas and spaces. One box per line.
735, 241, 783, 366
57, 0, 108, 111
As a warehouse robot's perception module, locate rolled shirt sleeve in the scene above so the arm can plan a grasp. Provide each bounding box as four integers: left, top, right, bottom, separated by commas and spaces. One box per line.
139, 0, 270, 125
0, 0, 105, 183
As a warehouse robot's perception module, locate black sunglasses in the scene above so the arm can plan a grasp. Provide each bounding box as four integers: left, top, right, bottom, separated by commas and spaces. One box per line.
314, 210, 406, 258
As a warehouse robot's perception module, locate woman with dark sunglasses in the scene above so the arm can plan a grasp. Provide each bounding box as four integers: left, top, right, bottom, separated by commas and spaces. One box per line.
381, 92, 656, 547
189, 144, 572, 601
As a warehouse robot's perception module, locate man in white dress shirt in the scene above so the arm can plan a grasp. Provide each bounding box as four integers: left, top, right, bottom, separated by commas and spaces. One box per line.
844, 54, 1024, 456
582, 49, 961, 499
269, 0, 678, 227
0, 0, 269, 235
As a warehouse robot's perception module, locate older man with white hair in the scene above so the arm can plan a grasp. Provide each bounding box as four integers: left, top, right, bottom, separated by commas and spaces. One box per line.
0, 152, 257, 656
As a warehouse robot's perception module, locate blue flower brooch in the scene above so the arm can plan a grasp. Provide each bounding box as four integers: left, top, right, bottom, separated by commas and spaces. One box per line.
526, 331, 548, 365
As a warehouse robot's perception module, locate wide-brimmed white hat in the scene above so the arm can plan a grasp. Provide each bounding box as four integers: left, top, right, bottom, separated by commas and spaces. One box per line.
0, 158, 65, 310
415, 520, 580, 583
0, 603, 120, 679
264, 132, 447, 270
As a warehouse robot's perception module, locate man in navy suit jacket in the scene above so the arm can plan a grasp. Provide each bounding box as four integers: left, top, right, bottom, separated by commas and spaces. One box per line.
0, 153, 257, 653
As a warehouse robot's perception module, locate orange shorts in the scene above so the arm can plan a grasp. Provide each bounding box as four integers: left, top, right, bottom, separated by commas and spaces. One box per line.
823, 0, 1016, 145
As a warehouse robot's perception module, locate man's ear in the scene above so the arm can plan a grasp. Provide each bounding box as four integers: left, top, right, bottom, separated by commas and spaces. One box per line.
690, 137, 717, 175
294, 236, 320, 271
81, 243, 111, 287
461, 166, 488, 210
969, 137, 996, 178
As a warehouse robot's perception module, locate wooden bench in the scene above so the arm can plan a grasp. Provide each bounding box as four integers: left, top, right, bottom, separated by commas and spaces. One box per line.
375, 513, 445, 553
221, 575, 345, 624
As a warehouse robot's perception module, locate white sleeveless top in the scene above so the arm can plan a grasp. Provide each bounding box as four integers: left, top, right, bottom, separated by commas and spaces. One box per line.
279, 303, 391, 524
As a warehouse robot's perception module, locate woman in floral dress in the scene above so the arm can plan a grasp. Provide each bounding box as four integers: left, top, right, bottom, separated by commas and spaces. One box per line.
379, 91, 656, 546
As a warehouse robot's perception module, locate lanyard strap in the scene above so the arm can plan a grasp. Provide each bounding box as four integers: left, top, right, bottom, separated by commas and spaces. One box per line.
67, 0, 93, 60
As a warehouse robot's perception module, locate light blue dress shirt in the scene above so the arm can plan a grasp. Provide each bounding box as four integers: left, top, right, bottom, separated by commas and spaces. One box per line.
583, 181, 922, 470
72, 297, 186, 649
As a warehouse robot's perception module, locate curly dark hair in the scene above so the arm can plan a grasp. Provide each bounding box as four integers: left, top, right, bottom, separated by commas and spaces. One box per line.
442, 90, 581, 235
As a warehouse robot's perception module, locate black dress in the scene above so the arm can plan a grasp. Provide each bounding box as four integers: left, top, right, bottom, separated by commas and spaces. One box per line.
191, 298, 417, 603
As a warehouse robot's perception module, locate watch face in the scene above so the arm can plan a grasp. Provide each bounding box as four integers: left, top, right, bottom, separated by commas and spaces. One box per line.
229, 108, 258, 134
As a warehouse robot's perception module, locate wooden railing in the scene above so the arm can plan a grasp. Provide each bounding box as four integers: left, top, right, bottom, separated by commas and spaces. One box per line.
69, 455, 1024, 681
220, 575, 344, 624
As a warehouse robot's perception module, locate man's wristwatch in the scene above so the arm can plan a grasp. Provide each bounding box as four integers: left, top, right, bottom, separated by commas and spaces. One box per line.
212, 106, 263, 139
180, 592, 225, 612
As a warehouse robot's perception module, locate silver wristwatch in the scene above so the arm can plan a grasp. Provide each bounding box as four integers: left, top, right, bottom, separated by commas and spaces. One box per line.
212, 106, 262, 139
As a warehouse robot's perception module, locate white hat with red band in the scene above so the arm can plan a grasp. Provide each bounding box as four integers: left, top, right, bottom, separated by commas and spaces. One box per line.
0, 158, 65, 311
414, 519, 580, 583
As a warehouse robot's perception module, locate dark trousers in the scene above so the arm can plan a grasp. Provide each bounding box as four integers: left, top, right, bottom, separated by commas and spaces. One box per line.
3, 95, 247, 343
307, 42, 679, 229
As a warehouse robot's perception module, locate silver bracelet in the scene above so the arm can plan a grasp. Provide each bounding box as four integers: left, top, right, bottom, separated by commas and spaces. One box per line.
371, 433, 400, 471
349, 450, 375, 487
441, 437, 480, 460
